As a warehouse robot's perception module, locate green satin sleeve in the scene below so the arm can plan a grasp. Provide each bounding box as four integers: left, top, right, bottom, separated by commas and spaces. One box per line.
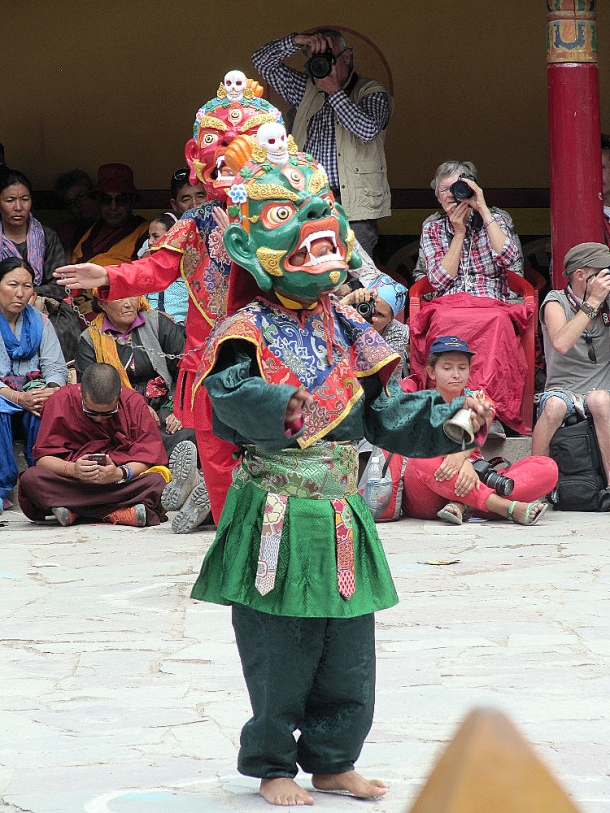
204, 341, 303, 451
364, 377, 469, 458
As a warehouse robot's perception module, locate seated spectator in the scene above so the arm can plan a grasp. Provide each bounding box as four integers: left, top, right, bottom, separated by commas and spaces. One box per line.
75, 295, 195, 457
169, 166, 207, 215
531, 242, 610, 484
340, 273, 409, 376
602, 135, 610, 246
0, 258, 67, 513
53, 169, 100, 260
416, 160, 523, 300
410, 160, 530, 436
402, 336, 556, 526
144, 213, 188, 325
0, 168, 66, 301
71, 163, 149, 315
18, 363, 169, 527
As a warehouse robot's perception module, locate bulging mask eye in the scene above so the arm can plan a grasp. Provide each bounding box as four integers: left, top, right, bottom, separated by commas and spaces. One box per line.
261, 202, 296, 228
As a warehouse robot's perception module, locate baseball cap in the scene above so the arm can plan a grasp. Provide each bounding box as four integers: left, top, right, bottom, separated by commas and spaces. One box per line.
429, 336, 475, 356
563, 242, 610, 276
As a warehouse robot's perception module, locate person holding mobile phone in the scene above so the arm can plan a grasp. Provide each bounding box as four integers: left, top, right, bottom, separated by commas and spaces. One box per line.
18, 363, 170, 527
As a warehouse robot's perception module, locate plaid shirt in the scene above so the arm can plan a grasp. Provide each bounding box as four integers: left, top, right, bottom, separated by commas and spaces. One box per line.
420, 210, 523, 302
252, 34, 391, 190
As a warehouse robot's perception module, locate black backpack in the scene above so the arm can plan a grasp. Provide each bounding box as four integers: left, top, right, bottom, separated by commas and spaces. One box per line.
548, 416, 610, 511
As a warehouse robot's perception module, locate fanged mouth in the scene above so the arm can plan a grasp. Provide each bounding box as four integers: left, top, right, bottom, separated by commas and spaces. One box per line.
287, 221, 349, 274
211, 155, 236, 185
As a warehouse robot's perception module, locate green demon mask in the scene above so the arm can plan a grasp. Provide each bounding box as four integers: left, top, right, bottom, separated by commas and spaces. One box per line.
222, 126, 362, 305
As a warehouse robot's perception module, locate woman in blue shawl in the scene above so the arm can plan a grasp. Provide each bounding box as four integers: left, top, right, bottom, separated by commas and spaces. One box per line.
0, 258, 67, 513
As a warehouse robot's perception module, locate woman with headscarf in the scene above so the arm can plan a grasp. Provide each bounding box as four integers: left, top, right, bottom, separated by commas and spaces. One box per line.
341, 272, 409, 376
75, 295, 195, 457
0, 168, 67, 301
0, 257, 67, 512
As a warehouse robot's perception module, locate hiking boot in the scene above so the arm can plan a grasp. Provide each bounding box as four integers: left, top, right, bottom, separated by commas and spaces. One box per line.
52, 507, 78, 527
161, 440, 199, 512
103, 503, 147, 527
171, 481, 211, 534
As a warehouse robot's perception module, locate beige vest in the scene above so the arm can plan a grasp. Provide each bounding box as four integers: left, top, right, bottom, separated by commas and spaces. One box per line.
291, 75, 393, 222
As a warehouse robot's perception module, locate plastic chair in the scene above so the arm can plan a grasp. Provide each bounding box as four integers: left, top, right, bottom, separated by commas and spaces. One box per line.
409, 271, 537, 433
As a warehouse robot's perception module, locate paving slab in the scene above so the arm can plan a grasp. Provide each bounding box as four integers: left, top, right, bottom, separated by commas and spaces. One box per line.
1, 504, 609, 812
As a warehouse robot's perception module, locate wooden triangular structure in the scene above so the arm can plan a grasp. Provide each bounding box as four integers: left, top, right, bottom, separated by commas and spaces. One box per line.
407, 708, 582, 813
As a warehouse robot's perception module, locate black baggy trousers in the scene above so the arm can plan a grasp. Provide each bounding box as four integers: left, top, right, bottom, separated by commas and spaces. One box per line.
232, 603, 376, 779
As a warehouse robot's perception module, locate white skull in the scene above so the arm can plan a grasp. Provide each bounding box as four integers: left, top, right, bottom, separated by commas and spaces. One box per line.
224, 70, 247, 101
257, 122, 289, 165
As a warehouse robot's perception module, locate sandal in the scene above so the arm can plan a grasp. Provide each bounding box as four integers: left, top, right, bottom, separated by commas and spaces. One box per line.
436, 502, 464, 525
507, 500, 548, 526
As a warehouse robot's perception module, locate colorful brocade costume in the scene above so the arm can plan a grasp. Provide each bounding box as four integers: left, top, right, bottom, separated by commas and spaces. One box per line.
182, 124, 484, 783
191, 296, 467, 617
100, 202, 235, 521
94, 78, 284, 523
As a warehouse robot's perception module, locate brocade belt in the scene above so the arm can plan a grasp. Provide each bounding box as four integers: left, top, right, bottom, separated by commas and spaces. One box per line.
235, 441, 358, 599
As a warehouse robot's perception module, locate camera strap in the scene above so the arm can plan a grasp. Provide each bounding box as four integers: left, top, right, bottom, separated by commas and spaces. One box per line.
566, 284, 610, 327
485, 456, 511, 471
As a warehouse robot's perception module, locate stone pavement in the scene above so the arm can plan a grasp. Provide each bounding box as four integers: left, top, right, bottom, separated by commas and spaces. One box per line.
1, 503, 609, 813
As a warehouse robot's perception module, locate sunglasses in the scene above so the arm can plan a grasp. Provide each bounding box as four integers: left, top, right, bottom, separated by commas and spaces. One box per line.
172, 168, 189, 182
81, 398, 119, 417
99, 193, 131, 206
584, 332, 597, 364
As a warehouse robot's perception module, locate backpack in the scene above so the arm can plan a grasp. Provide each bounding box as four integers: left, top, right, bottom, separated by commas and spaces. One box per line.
358, 448, 407, 522
548, 416, 610, 511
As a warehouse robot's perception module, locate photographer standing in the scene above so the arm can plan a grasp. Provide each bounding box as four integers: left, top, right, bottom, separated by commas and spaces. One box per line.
416, 160, 523, 302
252, 29, 392, 257
532, 242, 610, 480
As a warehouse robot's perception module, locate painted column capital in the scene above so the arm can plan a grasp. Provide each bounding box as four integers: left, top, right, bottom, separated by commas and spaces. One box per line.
547, 0, 598, 64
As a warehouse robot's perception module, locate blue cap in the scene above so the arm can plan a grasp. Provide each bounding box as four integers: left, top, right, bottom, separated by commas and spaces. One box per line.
429, 335, 475, 356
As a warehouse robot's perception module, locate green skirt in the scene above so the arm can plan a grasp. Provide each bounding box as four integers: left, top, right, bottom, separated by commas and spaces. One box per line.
190, 442, 398, 618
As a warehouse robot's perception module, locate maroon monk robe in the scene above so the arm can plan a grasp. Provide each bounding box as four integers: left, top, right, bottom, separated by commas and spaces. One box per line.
18, 384, 168, 525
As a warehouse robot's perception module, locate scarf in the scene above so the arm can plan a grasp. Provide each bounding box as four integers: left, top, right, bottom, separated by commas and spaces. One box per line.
0, 305, 44, 362
0, 215, 46, 284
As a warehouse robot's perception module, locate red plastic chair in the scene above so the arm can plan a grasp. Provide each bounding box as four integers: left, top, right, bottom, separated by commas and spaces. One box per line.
409, 271, 537, 434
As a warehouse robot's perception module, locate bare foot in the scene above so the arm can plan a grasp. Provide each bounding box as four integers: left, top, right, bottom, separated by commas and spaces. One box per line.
259, 777, 314, 806
312, 770, 387, 798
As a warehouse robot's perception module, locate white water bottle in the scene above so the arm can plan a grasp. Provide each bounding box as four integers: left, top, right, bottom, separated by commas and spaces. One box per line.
364, 455, 383, 514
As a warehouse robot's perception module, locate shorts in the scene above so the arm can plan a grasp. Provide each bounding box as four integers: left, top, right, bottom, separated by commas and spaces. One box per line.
537, 389, 592, 420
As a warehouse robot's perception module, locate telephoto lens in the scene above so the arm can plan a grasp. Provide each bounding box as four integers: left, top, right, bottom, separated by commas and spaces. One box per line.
472, 459, 514, 496
449, 172, 476, 201
307, 48, 336, 79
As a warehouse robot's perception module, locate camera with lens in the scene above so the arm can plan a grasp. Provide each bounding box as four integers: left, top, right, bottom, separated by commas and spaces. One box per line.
449, 172, 476, 201
356, 293, 376, 323
472, 457, 514, 496
306, 47, 337, 80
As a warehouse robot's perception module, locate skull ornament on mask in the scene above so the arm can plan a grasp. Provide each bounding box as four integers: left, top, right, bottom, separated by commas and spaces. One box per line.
223, 70, 247, 102
183, 73, 283, 203
223, 125, 362, 307
256, 122, 289, 165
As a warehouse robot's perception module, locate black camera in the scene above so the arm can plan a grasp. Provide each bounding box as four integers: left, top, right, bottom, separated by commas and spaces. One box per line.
472, 458, 514, 497
356, 293, 375, 323
306, 47, 336, 80
449, 172, 476, 201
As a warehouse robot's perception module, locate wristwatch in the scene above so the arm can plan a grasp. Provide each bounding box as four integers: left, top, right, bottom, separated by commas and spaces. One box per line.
116, 465, 129, 484
580, 301, 599, 319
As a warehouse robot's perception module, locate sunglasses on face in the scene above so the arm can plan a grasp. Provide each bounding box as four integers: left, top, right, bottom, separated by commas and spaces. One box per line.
81, 398, 119, 417
99, 193, 131, 206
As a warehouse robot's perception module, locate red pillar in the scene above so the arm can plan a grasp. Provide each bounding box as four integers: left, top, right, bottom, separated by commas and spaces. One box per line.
547, 0, 604, 286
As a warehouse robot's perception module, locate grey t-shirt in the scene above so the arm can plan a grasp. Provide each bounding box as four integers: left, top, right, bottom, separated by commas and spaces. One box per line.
541, 289, 610, 394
